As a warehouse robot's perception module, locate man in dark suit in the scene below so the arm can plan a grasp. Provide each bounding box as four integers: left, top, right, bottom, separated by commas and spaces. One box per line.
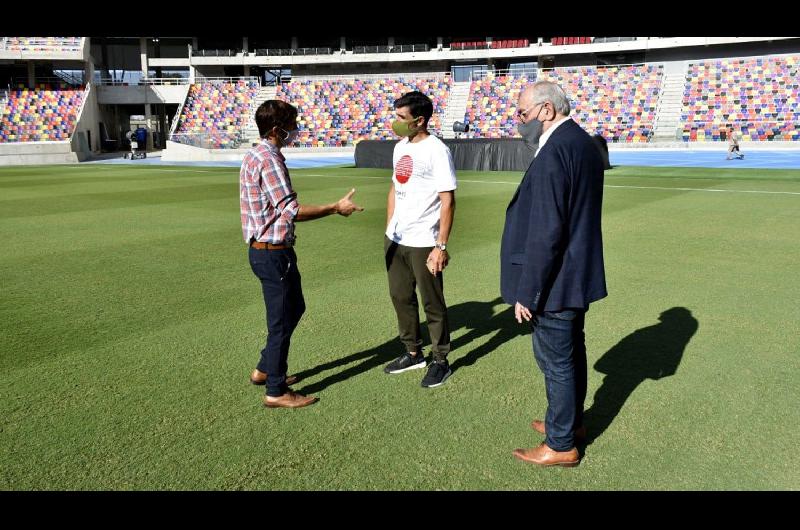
500, 81, 607, 467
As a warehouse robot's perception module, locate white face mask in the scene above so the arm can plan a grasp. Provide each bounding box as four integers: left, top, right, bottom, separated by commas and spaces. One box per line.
280, 127, 300, 146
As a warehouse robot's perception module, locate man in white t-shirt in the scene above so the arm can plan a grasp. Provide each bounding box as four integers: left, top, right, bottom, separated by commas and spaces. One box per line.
383, 91, 458, 388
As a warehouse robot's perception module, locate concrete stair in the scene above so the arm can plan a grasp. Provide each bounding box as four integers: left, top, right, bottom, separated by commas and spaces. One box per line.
243, 86, 277, 145
441, 81, 471, 139
651, 68, 688, 142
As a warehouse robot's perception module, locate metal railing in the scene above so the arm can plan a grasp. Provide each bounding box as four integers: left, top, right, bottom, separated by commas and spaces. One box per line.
193, 49, 246, 57
170, 130, 247, 149
470, 67, 538, 81
352, 44, 430, 54
70, 82, 91, 137
193, 76, 260, 84
251, 47, 335, 56
469, 62, 665, 82
289, 71, 451, 82
682, 118, 798, 124
685, 51, 800, 68
96, 76, 191, 86
96, 76, 258, 86
7, 76, 85, 88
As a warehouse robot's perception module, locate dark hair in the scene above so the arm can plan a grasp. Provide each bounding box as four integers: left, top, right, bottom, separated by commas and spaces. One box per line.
393, 91, 433, 126
255, 100, 297, 138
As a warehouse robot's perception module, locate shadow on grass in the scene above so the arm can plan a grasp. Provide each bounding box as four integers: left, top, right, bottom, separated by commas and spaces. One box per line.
294, 297, 525, 395
581, 307, 698, 447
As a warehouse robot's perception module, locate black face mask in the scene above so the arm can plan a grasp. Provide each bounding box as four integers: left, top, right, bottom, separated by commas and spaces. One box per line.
518, 119, 543, 152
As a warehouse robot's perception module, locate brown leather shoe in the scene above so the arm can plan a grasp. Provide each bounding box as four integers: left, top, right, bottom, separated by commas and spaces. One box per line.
513, 442, 580, 467
531, 419, 587, 440
263, 390, 318, 409
250, 369, 298, 386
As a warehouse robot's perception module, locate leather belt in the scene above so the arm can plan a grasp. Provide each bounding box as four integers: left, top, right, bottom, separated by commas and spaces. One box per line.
250, 241, 291, 250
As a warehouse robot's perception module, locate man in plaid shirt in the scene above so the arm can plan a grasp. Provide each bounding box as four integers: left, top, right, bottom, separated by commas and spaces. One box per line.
241, 100, 363, 409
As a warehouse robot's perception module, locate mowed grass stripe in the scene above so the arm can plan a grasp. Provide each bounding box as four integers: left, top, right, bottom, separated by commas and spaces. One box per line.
1, 164, 798, 490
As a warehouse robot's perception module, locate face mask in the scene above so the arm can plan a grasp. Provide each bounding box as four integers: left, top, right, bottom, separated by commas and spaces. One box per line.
391, 117, 421, 137
517, 118, 543, 152
279, 127, 300, 145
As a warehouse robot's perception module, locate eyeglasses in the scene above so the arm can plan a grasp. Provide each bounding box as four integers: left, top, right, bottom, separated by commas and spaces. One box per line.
516, 101, 546, 119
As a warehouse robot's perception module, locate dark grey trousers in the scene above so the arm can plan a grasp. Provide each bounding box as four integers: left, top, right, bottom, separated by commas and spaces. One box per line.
384, 236, 451, 361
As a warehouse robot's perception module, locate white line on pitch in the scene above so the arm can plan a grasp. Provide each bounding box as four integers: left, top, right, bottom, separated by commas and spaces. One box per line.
293, 174, 800, 195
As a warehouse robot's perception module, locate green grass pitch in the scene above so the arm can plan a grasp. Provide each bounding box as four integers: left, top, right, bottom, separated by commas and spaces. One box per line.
1, 162, 799, 490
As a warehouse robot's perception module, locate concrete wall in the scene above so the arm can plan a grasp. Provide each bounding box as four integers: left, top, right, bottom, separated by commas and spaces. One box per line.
71, 84, 100, 157
0, 142, 79, 165
96, 84, 189, 105
162, 140, 247, 162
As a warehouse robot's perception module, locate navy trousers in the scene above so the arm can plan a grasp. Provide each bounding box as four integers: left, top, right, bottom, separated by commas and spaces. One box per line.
248, 246, 306, 397
531, 308, 587, 451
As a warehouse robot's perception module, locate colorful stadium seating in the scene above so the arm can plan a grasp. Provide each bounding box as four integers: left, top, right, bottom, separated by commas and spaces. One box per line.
463, 73, 538, 138
0, 84, 84, 143
681, 55, 800, 141
551, 37, 593, 45
451, 39, 529, 50
2, 37, 82, 52
464, 65, 663, 143
275, 76, 452, 147
173, 80, 259, 148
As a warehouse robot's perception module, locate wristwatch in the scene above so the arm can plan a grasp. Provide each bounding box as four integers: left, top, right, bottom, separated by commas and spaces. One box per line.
435, 242, 447, 251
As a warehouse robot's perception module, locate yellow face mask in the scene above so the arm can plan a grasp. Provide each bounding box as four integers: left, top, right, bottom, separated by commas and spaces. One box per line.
391, 117, 421, 137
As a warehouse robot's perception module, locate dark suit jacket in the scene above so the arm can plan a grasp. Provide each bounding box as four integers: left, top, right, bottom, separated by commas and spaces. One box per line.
500, 119, 607, 312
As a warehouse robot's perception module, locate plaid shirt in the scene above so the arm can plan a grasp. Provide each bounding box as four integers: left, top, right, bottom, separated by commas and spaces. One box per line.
240, 140, 299, 244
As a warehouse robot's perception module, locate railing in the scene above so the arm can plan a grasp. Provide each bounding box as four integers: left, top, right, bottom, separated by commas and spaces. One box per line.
685, 51, 800, 67
682, 119, 798, 124
592, 37, 637, 43
469, 62, 665, 82
193, 76, 260, 84
96, 76, 258, 86
71, 82, 91, 137
352, 44, 430, 54
96, 76, 191, 86
54, 70, 85, 86
170, 85, 192, 137
7, 76, 86, 88
170, 130, 247, 149
251, 47, 335, 56
193, 49, 246, 57
289, 71, 451, 82
470, 67, 538, 81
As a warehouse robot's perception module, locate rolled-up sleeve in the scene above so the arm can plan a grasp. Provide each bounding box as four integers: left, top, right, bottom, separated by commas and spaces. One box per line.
261, 157, 299, 222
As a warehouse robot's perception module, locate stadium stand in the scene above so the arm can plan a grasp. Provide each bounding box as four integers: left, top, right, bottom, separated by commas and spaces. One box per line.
450, 39, 529, 50
551, 37, 594, 45
464, 64, 662, 143
0, 37, 82, 52
463, 72, 538, 138
0, 83, 85, 142
172, 79, 259, 149
680, 55, 800, 141
274, 75, 452, 147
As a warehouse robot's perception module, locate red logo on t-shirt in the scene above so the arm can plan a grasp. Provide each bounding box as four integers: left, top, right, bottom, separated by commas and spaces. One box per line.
395, 155, 413, 184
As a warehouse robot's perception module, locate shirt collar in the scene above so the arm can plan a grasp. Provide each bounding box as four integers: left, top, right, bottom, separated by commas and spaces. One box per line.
534, 116, 571, 157
260, 138, 285, 161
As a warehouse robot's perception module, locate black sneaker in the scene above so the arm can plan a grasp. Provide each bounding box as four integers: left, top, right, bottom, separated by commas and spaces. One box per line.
384, 352, 427, 374
421, 359, 451, 388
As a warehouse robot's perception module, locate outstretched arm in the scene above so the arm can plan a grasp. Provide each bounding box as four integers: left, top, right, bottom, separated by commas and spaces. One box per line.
296, 188, 364, 222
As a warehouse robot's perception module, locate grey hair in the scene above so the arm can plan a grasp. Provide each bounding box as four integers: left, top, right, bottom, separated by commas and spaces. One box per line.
530, 81, 571, 116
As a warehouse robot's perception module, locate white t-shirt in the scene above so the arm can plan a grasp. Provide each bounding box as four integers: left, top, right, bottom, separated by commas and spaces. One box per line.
385, 135, 457, 247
